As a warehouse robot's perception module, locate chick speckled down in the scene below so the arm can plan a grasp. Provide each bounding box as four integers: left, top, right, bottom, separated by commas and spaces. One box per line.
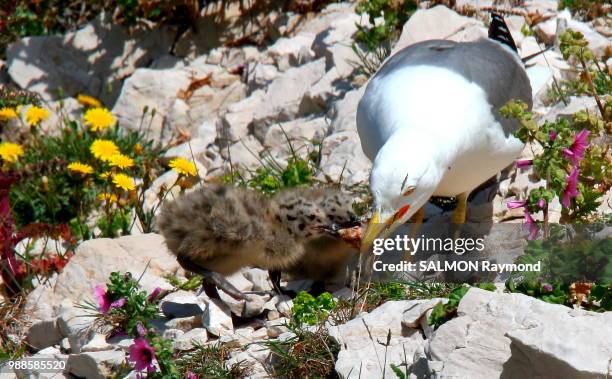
157, 184, 358, 278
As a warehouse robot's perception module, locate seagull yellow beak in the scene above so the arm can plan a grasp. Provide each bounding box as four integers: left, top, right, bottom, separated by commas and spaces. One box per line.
360, 205, 411, 253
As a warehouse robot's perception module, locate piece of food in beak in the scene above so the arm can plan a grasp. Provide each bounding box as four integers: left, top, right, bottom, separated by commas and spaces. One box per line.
360, 205, 411, 253
312, 222, 363, 250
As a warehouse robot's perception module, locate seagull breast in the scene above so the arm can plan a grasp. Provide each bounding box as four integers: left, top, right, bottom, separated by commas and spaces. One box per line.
357, 38, 533, 197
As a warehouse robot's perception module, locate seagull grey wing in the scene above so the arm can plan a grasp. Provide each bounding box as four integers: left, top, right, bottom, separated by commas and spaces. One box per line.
374, 38, 532, 137
455, 39, 533, 137
377, 39, 531, 110
357, 40, 461, 161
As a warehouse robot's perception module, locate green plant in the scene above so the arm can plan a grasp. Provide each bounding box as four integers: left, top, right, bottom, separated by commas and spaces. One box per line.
355, 0, 417, 51
520, 24, 535, 37
428, 284, 495, 328
165, 273, 203, 291
81, 270, 184, 378
352, 0, 417, 76
500, 33, 610, 225
0, 173, 76, 297
222, 129, 321, 195
506, 224, 611, 311
83, 271, 162, 336
176, 341, 247, 379
558, 0, 610, 20
0, 295, 28, 360
0, 87, 41, 110
291, 291, 336, 326
262, 322, 340, 379
364, 281, 454, 309
547, 70, 611, 105
2, 99, 195, 240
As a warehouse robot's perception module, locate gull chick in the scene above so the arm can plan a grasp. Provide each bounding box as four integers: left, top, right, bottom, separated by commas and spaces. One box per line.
157, 184, 360, 299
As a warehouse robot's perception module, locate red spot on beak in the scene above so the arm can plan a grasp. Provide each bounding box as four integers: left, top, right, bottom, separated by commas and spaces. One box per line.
396, 204, 411, 220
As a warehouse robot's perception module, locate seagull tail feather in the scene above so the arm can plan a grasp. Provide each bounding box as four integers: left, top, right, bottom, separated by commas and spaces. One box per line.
488, 12, 518, 53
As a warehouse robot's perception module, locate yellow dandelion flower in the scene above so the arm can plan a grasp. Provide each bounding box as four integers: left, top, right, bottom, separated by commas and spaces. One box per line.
97, 192, 118, 203
67, 162, 94, 175
26, 106, 50, 126
90, 139, 119, 162
84, 107, 116, 132
0, 107, 18, 121
99, 171, 112, 180
77, 94, 102, 108
112, 173, 136, 191
108, 154, 134, 169
0, 142, 24, 163
169, 157, 197, 177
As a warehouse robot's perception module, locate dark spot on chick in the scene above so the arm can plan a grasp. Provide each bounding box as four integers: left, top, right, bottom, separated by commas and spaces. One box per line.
287, 215, 297, 221
298, 223, 305, 231
214, 186, 226, 196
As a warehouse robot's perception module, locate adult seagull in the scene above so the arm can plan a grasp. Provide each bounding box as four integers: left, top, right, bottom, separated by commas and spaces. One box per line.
357, 12, 533, 248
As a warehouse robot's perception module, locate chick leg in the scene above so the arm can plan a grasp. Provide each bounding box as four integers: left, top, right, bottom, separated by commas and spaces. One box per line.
310, 281, 326, 296
269, 269, 282, 293
177, 256, 247, 300
268, 270, 296, 297
451, 192, 469, 239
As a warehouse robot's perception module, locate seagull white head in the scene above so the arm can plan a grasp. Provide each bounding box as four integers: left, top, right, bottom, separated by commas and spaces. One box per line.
361, 131, 441, 252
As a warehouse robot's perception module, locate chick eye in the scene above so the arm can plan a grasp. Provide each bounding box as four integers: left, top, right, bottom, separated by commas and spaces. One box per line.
402, 186, 416, 197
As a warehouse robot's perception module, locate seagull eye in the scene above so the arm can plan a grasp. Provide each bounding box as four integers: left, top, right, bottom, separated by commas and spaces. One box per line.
402, 186, 416, 197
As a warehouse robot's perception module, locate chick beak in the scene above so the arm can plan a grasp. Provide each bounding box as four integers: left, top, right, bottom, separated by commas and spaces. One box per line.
360, 205, 411, 253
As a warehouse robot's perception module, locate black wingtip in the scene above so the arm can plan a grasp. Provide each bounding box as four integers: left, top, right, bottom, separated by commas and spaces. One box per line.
489, 12, 518, 53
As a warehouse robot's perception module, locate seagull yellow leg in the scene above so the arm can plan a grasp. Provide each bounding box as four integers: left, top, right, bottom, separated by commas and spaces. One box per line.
451, 192, 469, 238
409, 206, 425, 237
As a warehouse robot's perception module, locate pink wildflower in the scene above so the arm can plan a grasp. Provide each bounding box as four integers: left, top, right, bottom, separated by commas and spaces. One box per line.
136, 322, 147, 337
128, 337, 156, 372
549, 129, 557, 142
561, 168, 580, 208
563, 129, 589, 166
524, 209, 539, 240
147, 287, 162, 301
94, 284, 111, 314
516, 159, 533, 169
506, 199, 527, 209
537, 198, 546, 209
110, 297, 127, 309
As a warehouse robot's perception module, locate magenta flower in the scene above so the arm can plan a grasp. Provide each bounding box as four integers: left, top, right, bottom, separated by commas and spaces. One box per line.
549, 129, 557, 142
516, 159, 533, 169
110, 297, 127, 309
542, 283, 553, 292
187, 372, 198, 379
506, 199, 527, 209
523, 209, 539, 240
561, 168, 580, 208
128, 337, 156, 372
147, 287, 162, 301
563, 129, 590, 166
94, 285, 111, 314
537, 198, 546, 209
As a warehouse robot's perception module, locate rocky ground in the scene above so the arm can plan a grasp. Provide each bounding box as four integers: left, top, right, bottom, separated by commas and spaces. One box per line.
1, 0, 611, 378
